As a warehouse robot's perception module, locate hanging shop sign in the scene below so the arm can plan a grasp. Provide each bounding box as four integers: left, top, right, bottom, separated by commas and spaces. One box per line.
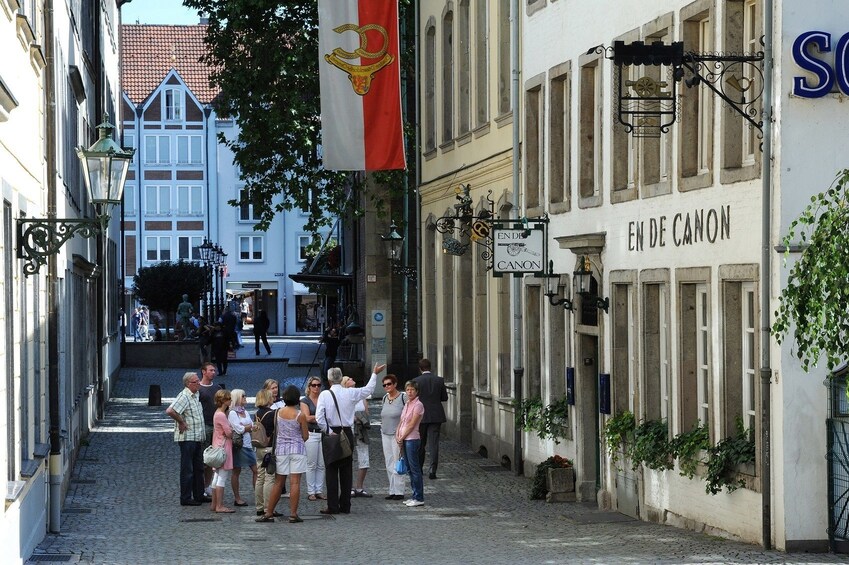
792, 31, 849, 98
492, 224, 546, 276
627, 205, 731, 252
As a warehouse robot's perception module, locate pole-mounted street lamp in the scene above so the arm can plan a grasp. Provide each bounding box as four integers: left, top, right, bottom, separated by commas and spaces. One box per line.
381, 220, 416, 279
17, 119, 134, 276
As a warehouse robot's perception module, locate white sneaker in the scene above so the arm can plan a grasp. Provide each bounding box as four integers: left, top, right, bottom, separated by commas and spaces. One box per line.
406, 500, 424, 507
402, 499, 416, 505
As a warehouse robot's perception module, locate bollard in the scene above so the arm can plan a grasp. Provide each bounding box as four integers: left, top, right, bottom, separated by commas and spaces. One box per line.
148, 384, 162, 407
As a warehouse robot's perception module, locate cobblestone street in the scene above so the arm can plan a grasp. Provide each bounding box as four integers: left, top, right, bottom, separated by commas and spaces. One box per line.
28, 351, 844, 564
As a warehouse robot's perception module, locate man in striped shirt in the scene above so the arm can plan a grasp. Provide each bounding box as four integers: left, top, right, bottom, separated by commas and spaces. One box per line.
166, 372, 208, 506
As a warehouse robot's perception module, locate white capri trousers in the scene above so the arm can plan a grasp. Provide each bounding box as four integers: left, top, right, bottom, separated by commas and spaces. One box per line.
381, 433, 406, 496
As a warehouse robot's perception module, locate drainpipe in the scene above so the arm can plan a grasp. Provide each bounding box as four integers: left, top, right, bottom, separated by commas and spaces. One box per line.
43, 0, 62, 534
510, 0, 524, 476
759, 0, 774, 550
414, 0, 423, 363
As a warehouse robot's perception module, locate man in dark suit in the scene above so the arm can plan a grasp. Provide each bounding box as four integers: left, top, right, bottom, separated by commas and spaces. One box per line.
412, 358, 448, 479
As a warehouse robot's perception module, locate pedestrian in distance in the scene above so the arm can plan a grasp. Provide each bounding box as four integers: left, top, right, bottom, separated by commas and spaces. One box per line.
210, 389, 235, 513
300, 376, 326, 501
315, 363, 385, 515
227, 389, 257, 507
253, 388, 282, 519
164, 372, 208, 506
379, 374, 407, 500
211, 324, 229, 376
412, 358, 448, 479
320, 326, 341, 389
256, 385, 309, 523
254, 310, 272, 356
396, 379, 425, 507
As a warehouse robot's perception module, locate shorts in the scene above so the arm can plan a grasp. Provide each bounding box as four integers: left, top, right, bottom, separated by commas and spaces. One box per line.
275, 453, 308, 475
355, 442, 369, 469
233, 445, 257, 468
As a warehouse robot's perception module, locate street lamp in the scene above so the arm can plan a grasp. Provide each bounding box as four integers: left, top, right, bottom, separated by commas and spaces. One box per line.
542, 260, 574, 311
198, 239, 214, 320
573, 255, 609, 313
17, 119, 134, 275
381, 220, 416, 279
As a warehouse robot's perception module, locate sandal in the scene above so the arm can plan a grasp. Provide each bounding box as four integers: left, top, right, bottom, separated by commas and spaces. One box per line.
215, 508, 235, 513
308, 495, 317, 501
315, 493, 326, 500
255, 515, 275, 523
289, 515, 303, 523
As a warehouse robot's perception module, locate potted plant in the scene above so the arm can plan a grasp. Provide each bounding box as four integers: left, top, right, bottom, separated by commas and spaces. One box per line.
530, 454, 574, 502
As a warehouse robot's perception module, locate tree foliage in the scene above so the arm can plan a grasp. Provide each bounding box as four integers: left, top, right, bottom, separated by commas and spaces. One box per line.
182, 0, 414, 234
132, 261, 208, 333
773, 169, 849, 372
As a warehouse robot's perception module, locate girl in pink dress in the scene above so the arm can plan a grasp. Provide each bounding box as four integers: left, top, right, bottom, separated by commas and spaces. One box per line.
211, 389, 235, 513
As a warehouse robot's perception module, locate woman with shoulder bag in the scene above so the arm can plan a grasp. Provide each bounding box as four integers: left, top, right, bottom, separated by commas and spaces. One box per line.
227, 389, 257, 507
210, 389, 235, 513
256, 385, 309, 523
380, 374, 407, 500
300, 376, 326, 501
253, 389, 282, 518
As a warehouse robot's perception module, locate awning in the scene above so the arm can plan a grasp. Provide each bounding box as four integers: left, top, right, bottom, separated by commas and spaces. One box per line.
288, 273, 353, 286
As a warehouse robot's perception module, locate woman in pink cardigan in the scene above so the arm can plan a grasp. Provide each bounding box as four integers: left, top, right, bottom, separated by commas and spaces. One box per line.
211, 389, 235, 513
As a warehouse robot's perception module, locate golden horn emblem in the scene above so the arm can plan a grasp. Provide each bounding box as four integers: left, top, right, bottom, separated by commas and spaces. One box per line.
324, 23, 394, 96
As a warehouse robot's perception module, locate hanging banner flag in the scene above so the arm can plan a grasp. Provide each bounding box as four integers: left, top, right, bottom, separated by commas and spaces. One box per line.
318, 0, 407, 171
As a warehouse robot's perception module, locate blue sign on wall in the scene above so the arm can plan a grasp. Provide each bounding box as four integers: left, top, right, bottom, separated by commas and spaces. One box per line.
792, 30, 849, 97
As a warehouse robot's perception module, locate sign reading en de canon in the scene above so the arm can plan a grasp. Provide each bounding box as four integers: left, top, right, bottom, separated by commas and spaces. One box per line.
492, 226, 545, 275
628, 205, 730, 252
792, 31, 849, 98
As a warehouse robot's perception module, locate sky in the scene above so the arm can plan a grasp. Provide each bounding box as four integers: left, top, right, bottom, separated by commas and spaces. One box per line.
121, 0, 202, 25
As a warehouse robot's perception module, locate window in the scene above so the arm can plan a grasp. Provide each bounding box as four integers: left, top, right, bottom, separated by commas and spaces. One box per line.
145, 236, 171, 261
525, 77, 544, 210
457, 0, 471, 136
239, 235, 264, 262
176, 135, 203, 165
144, 185, 170, 215
124, 185, 136, 215
643, 283, 671, 421
442, 9, 454, 144
641, 26, 673, 197
579, 58, 602, 202
239, 187, 260, 222
4, 201, 16, 479
165, 88, 183, 121
612, 48, 638, 202
612, 283, 635, 414
178, 236, 203, 261
176, 185, 203, 215
122, 132, 135, 152
298, 235, 312, 262
424, 22, 437, 152
696, 285, 711, 426
144, 135, 170, 165
722, 271, 758, 437
679, 272, 711, 432
721, 0, 761, 180
497, 0, 511, 115
680, 8, 713, 184
526, 285, 542, 398
474, 0, 488, 127
549, 66, 570, 206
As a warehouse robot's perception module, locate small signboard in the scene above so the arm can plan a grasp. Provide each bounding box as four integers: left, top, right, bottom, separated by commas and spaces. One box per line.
492, 224, 546, 276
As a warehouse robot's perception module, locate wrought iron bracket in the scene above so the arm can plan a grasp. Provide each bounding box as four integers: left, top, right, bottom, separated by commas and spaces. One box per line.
434, 183, 496, 267
17, 215, 107, 276
389, 260, 417, 281
606, 40, 765, 137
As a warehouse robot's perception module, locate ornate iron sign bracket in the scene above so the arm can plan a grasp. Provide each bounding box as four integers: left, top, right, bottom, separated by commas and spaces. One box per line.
605, 40, 765, 137
434, 183, 496, 267
17, 215, 107, 277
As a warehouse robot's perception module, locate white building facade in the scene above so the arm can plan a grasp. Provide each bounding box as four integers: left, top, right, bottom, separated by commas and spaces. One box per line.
517, 0, 849, 551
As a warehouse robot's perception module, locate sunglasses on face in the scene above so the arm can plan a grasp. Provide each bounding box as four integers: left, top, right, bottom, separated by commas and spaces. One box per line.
309, 383, 321, 388
382, 382, 394, 387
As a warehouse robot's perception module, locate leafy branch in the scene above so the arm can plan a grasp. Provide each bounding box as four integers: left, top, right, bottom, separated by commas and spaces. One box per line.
773, 169, 849, 372
515, 397, 570, 444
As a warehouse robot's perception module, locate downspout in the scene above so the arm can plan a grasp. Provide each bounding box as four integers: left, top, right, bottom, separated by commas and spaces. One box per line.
94, 0, 105, 421
414, 0, 423, 362
401, 2, 412, 379
44, 0, 62, 534
510, 0, 524, 476
759, 0, 774, 550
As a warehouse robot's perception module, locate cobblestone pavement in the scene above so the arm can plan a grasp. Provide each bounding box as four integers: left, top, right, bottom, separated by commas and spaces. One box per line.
28, 361, 845, 564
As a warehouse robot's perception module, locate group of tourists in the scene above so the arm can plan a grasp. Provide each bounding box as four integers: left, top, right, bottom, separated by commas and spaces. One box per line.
165, 358, 448, 522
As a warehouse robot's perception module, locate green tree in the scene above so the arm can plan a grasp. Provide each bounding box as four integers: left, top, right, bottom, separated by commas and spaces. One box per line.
773, 169, 849, 372
182, 0, 413, 234
132, 261, 208, 338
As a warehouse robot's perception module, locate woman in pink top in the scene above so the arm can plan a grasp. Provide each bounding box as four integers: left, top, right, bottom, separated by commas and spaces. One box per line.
395, 380, 425, 507
211, 389, 235, 513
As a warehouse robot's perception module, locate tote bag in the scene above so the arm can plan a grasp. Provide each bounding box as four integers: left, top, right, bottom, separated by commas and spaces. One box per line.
321, 391, 353, 464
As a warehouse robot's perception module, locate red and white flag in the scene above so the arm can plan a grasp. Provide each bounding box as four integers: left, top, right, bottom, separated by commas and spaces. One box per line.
318, 0, 406, 171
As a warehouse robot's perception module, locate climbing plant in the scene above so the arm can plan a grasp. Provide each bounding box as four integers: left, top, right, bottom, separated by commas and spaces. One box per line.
773, 169, 849, 373
515, 397, 570, 444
